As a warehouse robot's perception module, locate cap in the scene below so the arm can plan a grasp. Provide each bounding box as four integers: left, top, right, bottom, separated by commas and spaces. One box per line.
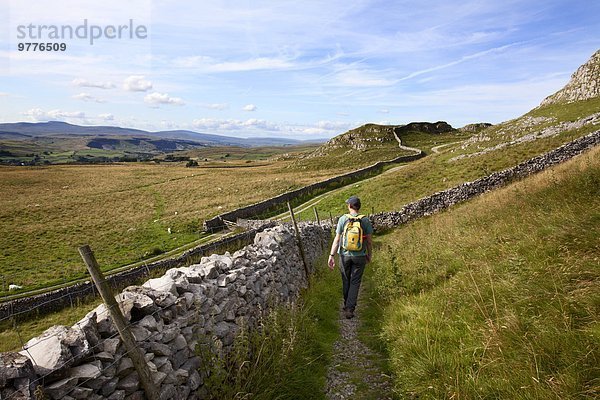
345, 195, 361, 210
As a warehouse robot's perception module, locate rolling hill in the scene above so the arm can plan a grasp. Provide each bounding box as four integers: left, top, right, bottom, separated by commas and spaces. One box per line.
0, 121, 317, 165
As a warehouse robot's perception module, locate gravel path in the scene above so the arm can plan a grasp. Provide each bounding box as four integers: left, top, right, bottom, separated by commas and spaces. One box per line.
325, 300, 394, 400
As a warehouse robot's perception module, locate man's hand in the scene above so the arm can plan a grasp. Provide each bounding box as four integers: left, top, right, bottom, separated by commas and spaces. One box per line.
328, 255, 335, 270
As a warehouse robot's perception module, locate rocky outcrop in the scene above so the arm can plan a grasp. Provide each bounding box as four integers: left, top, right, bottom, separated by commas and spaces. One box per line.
541, 49, 600, 106
394, 121, 454, 135
5, 223, 330, 399
458, 123, 493, 133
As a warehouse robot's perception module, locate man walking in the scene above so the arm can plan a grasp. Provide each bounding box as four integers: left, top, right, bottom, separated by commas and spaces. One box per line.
328, 196, 373, 319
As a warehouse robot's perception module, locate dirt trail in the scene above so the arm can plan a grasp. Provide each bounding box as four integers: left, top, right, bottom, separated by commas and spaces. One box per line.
325, 300, 394, 399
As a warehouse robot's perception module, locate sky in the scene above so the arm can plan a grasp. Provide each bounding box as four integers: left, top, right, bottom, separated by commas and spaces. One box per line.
1, 0, 599, 140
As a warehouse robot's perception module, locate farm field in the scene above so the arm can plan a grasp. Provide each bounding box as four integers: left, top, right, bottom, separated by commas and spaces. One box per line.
0, 139, 417, 295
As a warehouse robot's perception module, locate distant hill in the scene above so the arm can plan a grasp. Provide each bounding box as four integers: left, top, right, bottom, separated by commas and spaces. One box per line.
0, 121, 319, 165
0, 121, 306, 147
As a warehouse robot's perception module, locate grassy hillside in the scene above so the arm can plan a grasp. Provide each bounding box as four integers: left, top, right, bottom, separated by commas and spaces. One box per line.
289, 124, 417, 171
369, 146, 599, 398
297, 97, 600, 219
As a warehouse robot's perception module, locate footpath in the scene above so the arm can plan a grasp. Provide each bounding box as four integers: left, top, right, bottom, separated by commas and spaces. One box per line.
325, 297, 394, 400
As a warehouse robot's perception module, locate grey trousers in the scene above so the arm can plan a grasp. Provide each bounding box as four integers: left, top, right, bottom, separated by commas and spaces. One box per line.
340, 255, 366, 311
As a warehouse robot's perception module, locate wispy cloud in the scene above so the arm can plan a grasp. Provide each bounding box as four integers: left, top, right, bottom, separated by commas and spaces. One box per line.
72, 78, 115, 89
243, 104, 257, 112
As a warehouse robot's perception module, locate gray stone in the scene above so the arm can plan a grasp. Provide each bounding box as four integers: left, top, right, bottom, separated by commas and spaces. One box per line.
125, 391, 145, 400
160, 326, 178, 343
171, 334, 188, 351
117, 357, 134, 377
143, 341, 172, 357
45, 376, 78, 399
115, 291, 156, 321
130, 325, 152, 342
159, 384, 177, 400
20, 325, 87, 375
153, 370, 168, 386
69, 360, 102, 380
70, 386, 94, 399
81, 375, 110, 391
116, 372, 139, 394
152, 356, 169, 369
108, 389, 126, 400
103, 338, 121, 354
0, 352, 36, 386
101, 377, 119, 397
73, 312, 101, 348
188, 369, 203, 391
95, 351, 114, 362
137, 315, 159, 331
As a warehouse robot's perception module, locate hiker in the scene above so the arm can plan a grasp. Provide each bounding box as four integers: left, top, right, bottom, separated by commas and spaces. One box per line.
328, 196, 373, 319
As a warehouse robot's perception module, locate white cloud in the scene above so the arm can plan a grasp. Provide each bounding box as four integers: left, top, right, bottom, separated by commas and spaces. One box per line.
98, 113, 115, 121
23, 108, 86, 121
379, 109, 390, 114
0, 92, 9, 96
123, 75, 153, 92
172, 56, 295, 73
192, 118, 280, 132
243, 104, 257, 112
73, 92, 106, 103
72, 78, 115, 89
144, 92, 185, 106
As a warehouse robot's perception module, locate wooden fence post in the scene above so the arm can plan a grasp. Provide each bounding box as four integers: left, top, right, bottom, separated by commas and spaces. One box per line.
79, 245, 160, 400
287, 202, 310, 285
329, 211, 334, 226
313, 207, 320, 225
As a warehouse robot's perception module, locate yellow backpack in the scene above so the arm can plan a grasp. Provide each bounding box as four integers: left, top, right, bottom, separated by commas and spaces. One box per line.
342, 214, 365, 251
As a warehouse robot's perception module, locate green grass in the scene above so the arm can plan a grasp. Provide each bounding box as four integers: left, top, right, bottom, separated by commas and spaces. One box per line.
197, 249, 341, 399
368, 146, 599, 399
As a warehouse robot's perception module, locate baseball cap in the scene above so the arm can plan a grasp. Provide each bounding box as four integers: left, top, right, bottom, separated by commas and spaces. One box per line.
345, 195, 361, 209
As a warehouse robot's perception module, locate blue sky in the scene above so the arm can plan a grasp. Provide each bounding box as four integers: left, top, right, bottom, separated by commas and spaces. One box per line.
1, 0, 599, 139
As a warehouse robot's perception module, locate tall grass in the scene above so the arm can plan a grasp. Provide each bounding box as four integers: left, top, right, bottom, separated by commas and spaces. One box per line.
370, 146, 599, 398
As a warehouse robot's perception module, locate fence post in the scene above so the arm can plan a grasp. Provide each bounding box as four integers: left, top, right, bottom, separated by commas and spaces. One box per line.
313, 207, 320, 225
329, 211, 334, 226
287, 202, 310, 285
79, 245, 160, 400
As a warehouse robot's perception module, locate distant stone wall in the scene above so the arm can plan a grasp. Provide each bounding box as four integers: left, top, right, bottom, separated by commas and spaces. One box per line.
370, 130, 600, 229
0, 223, 277, 322
1, 223, 330, 400
203, 151, 424, 231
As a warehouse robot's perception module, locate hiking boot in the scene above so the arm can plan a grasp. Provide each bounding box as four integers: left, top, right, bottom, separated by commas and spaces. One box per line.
344, 308, 354, 319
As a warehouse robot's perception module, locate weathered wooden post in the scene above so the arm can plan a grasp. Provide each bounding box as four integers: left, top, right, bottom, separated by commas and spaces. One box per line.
79, 245, 160, 400
287, 202, 310, 284
313, 207, 320, 225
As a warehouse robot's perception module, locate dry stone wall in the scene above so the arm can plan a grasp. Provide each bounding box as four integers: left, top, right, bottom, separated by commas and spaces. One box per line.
0, 224, 276, 322
203, 151, 424, 231
0, 223, 330, 400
